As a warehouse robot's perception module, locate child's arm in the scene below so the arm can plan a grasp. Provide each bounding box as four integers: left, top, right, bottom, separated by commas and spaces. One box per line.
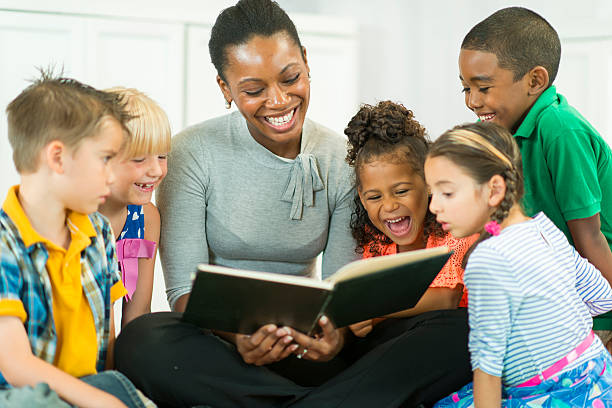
568, 213, 612, 284
572, 234, 612, 315
349, 286, 462, 337
0, 316, 126, 408
106, 303, 117, 370
121, 202, 159, 328
473, 369, 501, 407
386, 286, 462, 318
388, 233, 474, 318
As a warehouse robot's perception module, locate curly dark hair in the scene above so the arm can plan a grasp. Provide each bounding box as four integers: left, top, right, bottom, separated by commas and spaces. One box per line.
344, 101, 443, 256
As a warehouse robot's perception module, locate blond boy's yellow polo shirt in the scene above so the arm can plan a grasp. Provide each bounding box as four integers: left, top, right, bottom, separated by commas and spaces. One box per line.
0, 186, 126, 382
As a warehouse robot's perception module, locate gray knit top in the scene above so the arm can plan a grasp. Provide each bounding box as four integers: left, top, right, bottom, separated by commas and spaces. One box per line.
157, 112, 357, 308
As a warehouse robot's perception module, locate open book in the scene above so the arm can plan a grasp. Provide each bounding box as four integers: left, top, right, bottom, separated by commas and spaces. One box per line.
182, 246, 452, 334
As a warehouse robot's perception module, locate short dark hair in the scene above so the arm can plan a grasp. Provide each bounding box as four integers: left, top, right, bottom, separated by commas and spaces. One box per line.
344, 101, 442, 255
6, 68, 130, 173
462, 7, 561, 85
208, 0, 304, 81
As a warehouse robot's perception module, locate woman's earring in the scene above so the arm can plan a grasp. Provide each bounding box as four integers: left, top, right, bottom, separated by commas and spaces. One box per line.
225, 100, 232, 109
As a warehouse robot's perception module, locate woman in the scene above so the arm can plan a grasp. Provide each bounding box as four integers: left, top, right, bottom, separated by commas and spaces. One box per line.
114, 1, 470, 407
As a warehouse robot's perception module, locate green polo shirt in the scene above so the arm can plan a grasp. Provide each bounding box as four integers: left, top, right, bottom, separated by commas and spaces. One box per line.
514, 86, 612, 329
514, 85, 612, 250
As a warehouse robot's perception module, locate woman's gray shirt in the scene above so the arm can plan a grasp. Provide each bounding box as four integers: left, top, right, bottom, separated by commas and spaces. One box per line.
157, 112, 357, 308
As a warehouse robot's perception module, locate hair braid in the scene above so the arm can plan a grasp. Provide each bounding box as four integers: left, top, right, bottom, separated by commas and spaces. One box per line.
491, 168, 518, 224
428, 122, 525, 269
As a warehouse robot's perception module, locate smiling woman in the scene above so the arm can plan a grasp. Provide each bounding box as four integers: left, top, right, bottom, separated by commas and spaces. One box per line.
112, 1, 469, 407
217, 32, 310, 158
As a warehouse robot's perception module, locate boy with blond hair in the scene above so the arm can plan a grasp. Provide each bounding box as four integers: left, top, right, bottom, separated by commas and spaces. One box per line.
0, 72, 151, 407
458, 7, 612, 345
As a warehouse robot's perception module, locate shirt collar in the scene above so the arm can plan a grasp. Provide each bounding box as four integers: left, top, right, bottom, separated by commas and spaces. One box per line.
2, 185, 96, 249
514, 85, 558, 139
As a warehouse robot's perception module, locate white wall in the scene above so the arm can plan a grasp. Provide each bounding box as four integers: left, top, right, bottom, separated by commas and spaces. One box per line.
1, 0, 611, 318
0, 1, 358, 317
281, 0, 612, 144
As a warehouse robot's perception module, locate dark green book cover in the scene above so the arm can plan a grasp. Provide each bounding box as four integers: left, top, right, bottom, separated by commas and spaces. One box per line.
182, 247, 452, 334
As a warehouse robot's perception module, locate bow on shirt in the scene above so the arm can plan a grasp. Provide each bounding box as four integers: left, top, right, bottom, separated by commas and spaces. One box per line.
281, 153, 325, 220
116, 238, 156, 301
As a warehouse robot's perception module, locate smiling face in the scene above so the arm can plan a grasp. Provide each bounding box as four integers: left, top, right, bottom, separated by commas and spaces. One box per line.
425, 155, 492, 239
108, 152, 168, 206
61, 117, 124, 214
358, 158, 429, 252
459, 49, 535, 133
217, 32, 310, 158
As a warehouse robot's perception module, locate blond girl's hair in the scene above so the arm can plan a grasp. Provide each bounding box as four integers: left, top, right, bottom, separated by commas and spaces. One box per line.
105, 87, 171, 158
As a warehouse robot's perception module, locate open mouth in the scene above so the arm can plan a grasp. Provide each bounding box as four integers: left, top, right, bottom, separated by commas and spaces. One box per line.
263, 107, 297, 131
478, 113, 496, 121
384, 216, 412, 236
135, 182, 156, 192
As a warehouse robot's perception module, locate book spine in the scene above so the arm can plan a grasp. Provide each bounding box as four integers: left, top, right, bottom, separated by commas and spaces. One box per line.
307, 291, 335, 336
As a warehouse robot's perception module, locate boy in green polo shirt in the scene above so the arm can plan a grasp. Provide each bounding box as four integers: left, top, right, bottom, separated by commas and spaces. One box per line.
458, 7, 612, 343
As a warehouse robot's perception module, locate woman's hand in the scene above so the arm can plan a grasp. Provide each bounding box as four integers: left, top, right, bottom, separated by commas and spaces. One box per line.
289, 316, 345, 362
235, 324, 298, 366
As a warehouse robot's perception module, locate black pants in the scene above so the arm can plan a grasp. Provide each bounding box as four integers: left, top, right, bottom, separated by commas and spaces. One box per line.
114, 309, 471, 408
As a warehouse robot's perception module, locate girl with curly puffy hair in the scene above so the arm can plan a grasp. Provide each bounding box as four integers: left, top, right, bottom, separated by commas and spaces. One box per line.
345, 101, 477, 337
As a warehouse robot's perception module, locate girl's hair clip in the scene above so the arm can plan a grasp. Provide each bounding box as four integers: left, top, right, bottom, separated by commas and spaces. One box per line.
484, 220, 501, 236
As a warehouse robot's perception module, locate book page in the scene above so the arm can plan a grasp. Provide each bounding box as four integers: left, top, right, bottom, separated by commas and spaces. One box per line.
196, 264, 335, 290
326, 246, 450, 283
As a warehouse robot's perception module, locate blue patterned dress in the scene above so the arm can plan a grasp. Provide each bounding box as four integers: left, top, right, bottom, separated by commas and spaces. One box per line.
119, 205, 144, 240
116, 205, 156, 300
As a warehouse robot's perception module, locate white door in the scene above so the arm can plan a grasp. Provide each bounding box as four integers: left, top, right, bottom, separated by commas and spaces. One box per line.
0, 12, 86, 195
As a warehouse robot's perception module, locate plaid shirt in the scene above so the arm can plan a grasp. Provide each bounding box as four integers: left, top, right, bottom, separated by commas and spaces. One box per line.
0, 186, 123, 386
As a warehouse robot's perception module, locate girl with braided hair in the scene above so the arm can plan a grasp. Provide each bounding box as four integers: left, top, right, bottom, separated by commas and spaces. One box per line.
427, 122, 612, 407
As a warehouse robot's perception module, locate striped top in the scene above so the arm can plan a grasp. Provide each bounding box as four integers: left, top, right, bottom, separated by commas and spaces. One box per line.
465, 212, 612, 386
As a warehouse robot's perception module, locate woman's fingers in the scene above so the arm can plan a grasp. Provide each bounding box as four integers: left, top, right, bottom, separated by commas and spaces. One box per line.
239, 325, 296, 365
287, 316, 343, 362
237, 325, 276, 363
260, 330, 296, 364
281, 342, 300, 360
318, 316, 338, 343
249, 324, 277, 347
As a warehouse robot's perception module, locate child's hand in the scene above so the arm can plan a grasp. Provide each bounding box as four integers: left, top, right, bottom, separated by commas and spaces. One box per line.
349, 320, 375, 337
234, 324, 298, 366
349, 317, 387, 337
289, 316, 345, 362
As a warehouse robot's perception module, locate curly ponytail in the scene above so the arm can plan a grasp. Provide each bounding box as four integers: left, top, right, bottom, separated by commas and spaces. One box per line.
345, 101, 442, 255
